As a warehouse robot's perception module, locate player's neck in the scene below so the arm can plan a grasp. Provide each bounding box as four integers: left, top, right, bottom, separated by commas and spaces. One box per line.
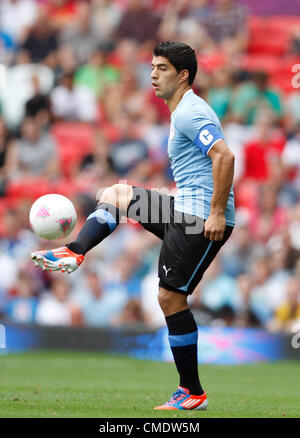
165, 85, 192, 114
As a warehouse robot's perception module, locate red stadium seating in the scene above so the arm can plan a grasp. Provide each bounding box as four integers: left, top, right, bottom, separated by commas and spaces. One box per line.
247, 15, 299, 56
244, 16, 300, 93
51, 122, 95, 177
6, 178, 52, 200
269, 71, 296, 94
248, 35, 290, 56
239, 54, 279, 74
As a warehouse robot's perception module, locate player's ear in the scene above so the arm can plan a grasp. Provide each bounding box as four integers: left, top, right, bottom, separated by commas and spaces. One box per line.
178, 69, 189, 84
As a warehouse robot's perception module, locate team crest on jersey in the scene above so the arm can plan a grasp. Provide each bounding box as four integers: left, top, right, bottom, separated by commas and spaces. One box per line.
169, 122, 175, 140
59, 217, 73, 233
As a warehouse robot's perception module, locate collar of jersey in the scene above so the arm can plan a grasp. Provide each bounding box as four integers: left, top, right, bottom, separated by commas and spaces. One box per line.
171, 89, 193, 119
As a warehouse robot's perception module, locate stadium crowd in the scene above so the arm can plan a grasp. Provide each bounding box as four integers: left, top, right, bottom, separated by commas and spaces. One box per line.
0, 0, 300, 334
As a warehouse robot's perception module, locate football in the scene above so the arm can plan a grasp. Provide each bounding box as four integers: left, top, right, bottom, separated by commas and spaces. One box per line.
29, 194, 77, 240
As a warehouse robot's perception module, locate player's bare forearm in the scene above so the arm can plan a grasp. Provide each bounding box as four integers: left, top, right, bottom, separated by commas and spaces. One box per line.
205, 140, 235, 241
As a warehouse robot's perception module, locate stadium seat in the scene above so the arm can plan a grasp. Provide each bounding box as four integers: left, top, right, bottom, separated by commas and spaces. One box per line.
51, 122, 95, 177
239, 54, 279, 74
269, 71, 296, 94
247, 15, 297, 57
248, 34, 290, 56
5, 178, 52, 200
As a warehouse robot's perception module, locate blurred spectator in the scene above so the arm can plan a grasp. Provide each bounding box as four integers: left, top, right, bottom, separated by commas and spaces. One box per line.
0, 63, 54, 129
111, 298, 145, 327
0, 118, 16, 195
46, 0, 77, 29
77, 269, 127, 327
21, 7, 58, 63
282, 125, 300, 193
91, 0, 122, 49
288, 202, 300, 252
55, 44, 78, 78
25, 75, 51, 130
285, 88, 300, 127
221, 224, 255, 278
59, 2, 100, 64
158, 0, 192, 43
76, 131, 113, 183
158, 0, 212, 53
100, 67, 146, 123
290, 26, 300, 55
110, 39, 152, 90
230, 72, 283, 125
35, 276, 82, 326
249, 183, 288, 243
0, 0, 38, 44
222, 121, 253, 181
0, 206, 36, 310
50, 72, 97, 122
206, 67, 233, 120
187, 0, 211, 26
138, 104, 169, 167
267, 276, 300, 333
0, 206, 38, 261
116, 0, 161, 45
264, 247, 290, 311
242, 111, 286, 181
233, 274, 260, 327
104, 245, 147, 299
247, 256, 274, 326
12, 117, 59, 178
192, 256, 240, 324
268, 226, 300, 270
206, 0, 249, 53
108, 112, 150, 178
74, 49, 120, 98
4, 271, 38, 324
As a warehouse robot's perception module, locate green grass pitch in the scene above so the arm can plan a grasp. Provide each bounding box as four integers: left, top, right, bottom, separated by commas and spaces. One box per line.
0, 350, 299, 418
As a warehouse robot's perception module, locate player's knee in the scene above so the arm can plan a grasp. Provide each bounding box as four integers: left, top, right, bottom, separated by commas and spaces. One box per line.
99, 184, 133, 211
158, 288, 170, 313
158, 287, 188, 316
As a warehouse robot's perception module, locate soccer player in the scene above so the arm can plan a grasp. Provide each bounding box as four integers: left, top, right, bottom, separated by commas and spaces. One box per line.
31, 41, 235, 411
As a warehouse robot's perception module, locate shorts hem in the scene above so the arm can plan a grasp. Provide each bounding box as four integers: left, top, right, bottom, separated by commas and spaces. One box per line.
159, 279, 189, 296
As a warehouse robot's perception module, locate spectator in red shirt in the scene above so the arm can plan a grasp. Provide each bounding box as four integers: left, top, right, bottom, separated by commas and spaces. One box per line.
243, 111, 286, 182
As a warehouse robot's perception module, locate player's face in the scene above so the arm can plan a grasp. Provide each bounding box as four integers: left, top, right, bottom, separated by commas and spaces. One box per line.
151, 56, 181, 100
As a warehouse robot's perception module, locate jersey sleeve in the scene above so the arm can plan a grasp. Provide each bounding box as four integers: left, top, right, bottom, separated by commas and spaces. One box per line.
175, 110, 224, 156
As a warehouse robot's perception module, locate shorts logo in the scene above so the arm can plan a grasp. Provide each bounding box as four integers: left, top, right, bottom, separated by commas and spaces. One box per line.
163, 265, 171, 276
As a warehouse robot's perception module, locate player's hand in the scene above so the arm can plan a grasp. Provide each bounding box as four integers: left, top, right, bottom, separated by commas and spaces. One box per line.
204, 213, 226, 241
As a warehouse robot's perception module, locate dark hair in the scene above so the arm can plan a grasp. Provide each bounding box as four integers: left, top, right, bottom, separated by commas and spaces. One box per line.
153, 41, 197, 85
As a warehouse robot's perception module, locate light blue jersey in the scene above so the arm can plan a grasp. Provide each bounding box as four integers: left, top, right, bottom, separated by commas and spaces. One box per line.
168, 89, 235, 226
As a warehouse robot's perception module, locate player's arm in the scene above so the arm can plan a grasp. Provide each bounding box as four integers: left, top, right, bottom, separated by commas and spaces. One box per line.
205, 139, 235, 241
